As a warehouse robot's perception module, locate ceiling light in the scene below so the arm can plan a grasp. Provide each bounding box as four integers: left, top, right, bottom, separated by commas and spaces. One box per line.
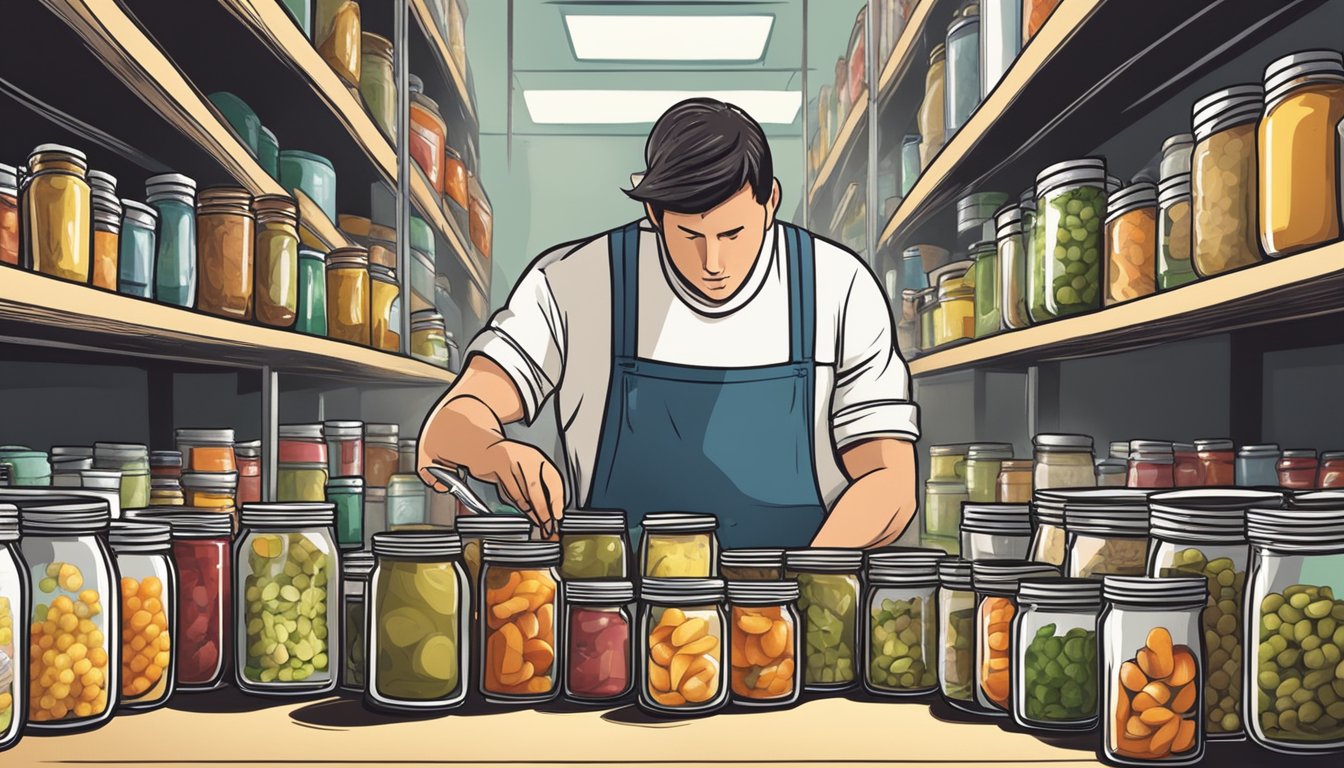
523, 89, 802, 125
564, 15, 774, 61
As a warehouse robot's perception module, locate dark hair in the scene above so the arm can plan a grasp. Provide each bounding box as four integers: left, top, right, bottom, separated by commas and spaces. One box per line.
624, 98, 774, 219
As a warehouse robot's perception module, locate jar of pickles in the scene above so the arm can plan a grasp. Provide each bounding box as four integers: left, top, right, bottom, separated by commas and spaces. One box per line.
366, 531, 468, 712
639, 578, 727, 714
563, 580, 634, 704
972, 559, 1060, 715
107, 520, 176, 712
1194, 439, 1235, 487
1064, 489, 1154, 579
1011, 577, 1101, 731
454, 515, 532, 595
339, 551, 373, 692
93, 442, 150, 510
863, 549, 941, 697
1237, 444, 1281, 487
719, 549, 785, 581
1031, 158, 1106, 321
558, 510, 629, 579
1104, 181, 1158, 305
960, 503, 1033, 561
1191, 85, 1263, 277
234, 502, 340, 696
997, 459, 1033, 503
965, 443, 1014, 503
938, 557, 977, 711
727, 579, 800, 707
786, 548, 862, 691
640, 512, 718, 578
1033, 433, 1096, 490
478, 540, 561, 703
1029, 490, 1067, 567
323, 420, 364, 479
0, 504, 23, 747
996, 204, 1030, 330
971, 239, 1001, 339
1100, 576, 1207, 765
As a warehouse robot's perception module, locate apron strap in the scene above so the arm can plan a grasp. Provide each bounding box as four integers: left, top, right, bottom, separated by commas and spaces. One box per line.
783, 223, 816, 364
609, 221, 642, 360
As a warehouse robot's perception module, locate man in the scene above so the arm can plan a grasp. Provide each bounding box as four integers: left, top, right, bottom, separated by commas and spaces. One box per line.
417, 98, 919, 549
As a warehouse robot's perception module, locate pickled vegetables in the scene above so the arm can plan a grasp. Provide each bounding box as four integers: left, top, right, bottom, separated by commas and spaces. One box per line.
797, 573, 857, 687
1112, 627, 1200, 759
647, 606, 722, 709
868, 596, 936, 692
374, 560, 462, 700
241, 534, 333, 685
730, 605, 794, 701
482, 568, 558, 697
1022, 623, 1097, 722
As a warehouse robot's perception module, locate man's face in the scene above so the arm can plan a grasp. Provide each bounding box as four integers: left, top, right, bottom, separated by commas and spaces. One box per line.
649, 180, 780, 302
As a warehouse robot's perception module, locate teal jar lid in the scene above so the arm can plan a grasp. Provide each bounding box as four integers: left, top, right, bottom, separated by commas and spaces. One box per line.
410, 216, 435, 257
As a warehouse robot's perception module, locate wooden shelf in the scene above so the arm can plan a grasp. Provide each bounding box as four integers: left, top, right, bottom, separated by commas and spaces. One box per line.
808, 94, 868, 206
410, 0, 477, 122
875, 0, 937, 99
909, 242, 1344, 377
0, 269, 454, 386
411, 164, 489, 295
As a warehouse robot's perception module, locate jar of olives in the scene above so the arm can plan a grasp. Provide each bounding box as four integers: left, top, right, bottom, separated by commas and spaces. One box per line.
1244, 505, 1344, 753
938, 557, 978, 712
454, 514, 532, 595
719, 549, 784, 581
1063, 489, 1154, 580
639, 578, 728, 715
972, 560, 1060, 715
863, 549, 942, 697
786, 548, 863, 691
558, 509, 629, 579
1011, 577, 1102, 731
1031, 158, 1107, 322
639, 512, 718, 579
340, 551, 374, 692
960, 503, 1032, 561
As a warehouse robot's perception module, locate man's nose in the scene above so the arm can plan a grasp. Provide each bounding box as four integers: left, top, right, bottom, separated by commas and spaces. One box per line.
703, 240, 724, 274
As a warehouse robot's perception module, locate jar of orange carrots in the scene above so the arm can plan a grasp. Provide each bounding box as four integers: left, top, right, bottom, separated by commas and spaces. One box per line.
970, 559, 1059, 716
478, 540, 561, 704
726, 580, 799, 707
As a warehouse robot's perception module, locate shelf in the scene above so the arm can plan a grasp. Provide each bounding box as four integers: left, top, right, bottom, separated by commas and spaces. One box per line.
411, 164, 489, 295
908, 242, 1344, 377
875, 0, 937, 99
410, 0, 477, 122
807, 93, 868, 206
0, 269, 454, 386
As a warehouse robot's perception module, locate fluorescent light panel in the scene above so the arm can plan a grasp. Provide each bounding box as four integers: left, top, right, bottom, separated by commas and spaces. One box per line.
564, 15, 774, 61
524, 89, 802, 125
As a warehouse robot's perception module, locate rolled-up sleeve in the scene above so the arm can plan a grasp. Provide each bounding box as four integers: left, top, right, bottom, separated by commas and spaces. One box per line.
465, 262, 565, 424
830, 266, 921, 448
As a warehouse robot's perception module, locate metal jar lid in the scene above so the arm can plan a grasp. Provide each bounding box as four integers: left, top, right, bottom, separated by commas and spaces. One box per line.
1033, 433, 1094, 453
1264, 50, 1344, 106
1102, 575, 1206, 608
1104, 181, 1158, 222
1192, 84, 1263, 140
1035, 158, 1106, 198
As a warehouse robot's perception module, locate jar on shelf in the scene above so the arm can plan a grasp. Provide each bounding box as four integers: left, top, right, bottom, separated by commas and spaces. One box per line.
1172, 443, 1200, 488
638, 577, 727, 714
1104, 181, 1158, 306
124, 508, 232, 691
478, 540, 561, 703
315, 0, 360, 88
786, 548, 862, 691
917, 286, 938, 351
468, 178, 493, 263
558, 510, 629, 579
1157, 175, 1195, 290
326, 246, 371, 346
398, 439, 417, 475
234, 502, 340, 696
938, 557, 977, 711
929, 444, 969, 481
640, 512, 718, 578
195, 187, 255, 320
18, 498, 120, 729
972, 559, 1060, 715
934, 266, 975, 347
1194, 439, 1235, 487
408, 75, 447, 193
725, 579, 801, 707
996, 204, 1031, 330
108, 520, 176, 712
25, 145, 91, 284
411, 310, 450, 368
1236, 444, 1281, 487
93, 442, 149, 510
90, 171, 121, 292
339, 550, 373, 692
181, 472, 238, 519
1160, 133, 1195, 178
1097, 456, 1128, 487
369, 265, 402, 353
117, 200, 157, 299
997, 459, 1033, 503
1191, 85, 1263, 277
365, 531, 467, 711
565, 580, 635, 704
359, 33, 396, 139
966, 443, 1014, 503
917, 44, 947, 168
923, 480, 968, 554
1259, 50, 1344, 258
1277, 450, 1319, 490
1031, 158, 1106, 321
386, 474, 426, 529
410, 217, 435, 312
1063, 489, 1153, 579
900, 133, 922, 196
1100, 576, 1207, 765
278, 424, 328, 502
1022, 0, 1060, 43
323, 420, 364, 479
149, 478, 184, 507
444, 146, 469, 210
971, 239, 1002, 338
0, 164, 18, 268
235, 441, 261, 506
1128, 440, 1176, 489
944, 5, 981, 138
326, 477, 364, 550
252, 195, 299, 328
454, 514, 532, 594
961, 503, 1032, 561
146, 173, 197, 308
0, 504, 24, 747
296, 247, 328, 337
1319, 452, 1344, 488
364, 487, 386, 545
176, 428, 237, 474
863, 549, 942, 697
1011, 577, 1102, 731
718, 549, 784, 582
897, 289, 921, 358
0, 448, 51, 487
1033, 433, 1097, 490
957, 193, 1008, 254
981, 0, 1020, 98
364, 424, 399, 488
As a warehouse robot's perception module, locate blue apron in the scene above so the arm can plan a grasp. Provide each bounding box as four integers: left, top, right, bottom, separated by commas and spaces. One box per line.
587, 221, 827, 549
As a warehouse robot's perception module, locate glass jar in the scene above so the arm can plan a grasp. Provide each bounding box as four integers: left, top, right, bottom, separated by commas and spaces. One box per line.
235, 441, 262, 506
1244, 505, 1344, 752
315, 0, 361, 87
1237, 444, 1281, 487
1278, 450, 1319, 490
90, 173, 121, 292
972, 560, 1060, 715
323, 421, 364, 479
1159, 133, 1195, 178
726, 579, 801, 707
478, 540, 561, 703
364, 488, 386, 545
117, 200, 157, 299
934, 268, 974, 347
339, 551, 373, 692
640, 512, 718, 578
18, 498, 120, 729
1064, 489, 1153, 579
0, 504, 26, 748
25, 145, 91, 284
408, 75, 447, 194
1032, 158, 1106, 321
149, 478, 184, 507
997, 459, 1033, 503
1259, 51, 1344, 257
961, 503, 1032, 561
386, 474, 426, 529
0, 448, 51, 487
1100, 576, 1208, 765
559, 510, 629, 579
786, 548, 863, 691
326, 477, 364, 550
966, 443, 1014, 503
1022, 0, 1060, 43
108, 520, 176, 712
124, 508, 232, 691
181, 472, 239, 520
175, 428, 237, 474
980, 0, 1020, 98
364, 424, 400, 488
326, 246, 371, 346
900, 134, 922, 196
897, 289, 921, 358
145, 173, 197, 308
296, 247, 328, 336
565, 580, 635, 703
411, 311, 450, 368
1191, 85, 1263, 277
398, 439, 418, 475
1157, 175, 1195, 290
638, 578, 727, 714
958, 193, 1008, 256
1098, 457, 1129, 487
944, 7, 981, 137
444, 146, 469, 210
366, 531, 468, 712
918, 44, 948, 167
370, 265, 401, 353
234, 503, 340, 696
863, 549, 942, 697
923, 480, 968, 553
252, 195, 299, 329
719, 549, 784, 581
1129, 441, 1176, 489
278, 424, 329, 503
195, 187, 255, 321
359, 32, 396, 139
1012, 577, 1102, 730
1192, 439, 1234, 487
1104, 182, 1158, 306
1319, 452, 1344, 488
996, 204, 1030, 330
455, 514, 532, 595
0, 164, 18, 268
1173, 443, 1200, 488
258, 127, 279, 180
971, 239, 1001, 338
938, 558, 977, 711
1033, 433, 1097, 490
93, 442, 150, 510
929, 444, 969, 481
917, 287, 937, 351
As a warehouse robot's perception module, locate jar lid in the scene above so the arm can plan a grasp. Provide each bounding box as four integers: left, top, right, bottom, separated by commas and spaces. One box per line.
1192, 84, 1263, 139
322, 420, 364, 438
1016, 577, 1102, 609
28, 143, 88, 167
1281, 449, 1317, 459
0, 163, 17, 190
366, 423, 400, 439
121, 199, 158, 225
961, 503, 1032, 535
482, 539, 560, 565
150, 451, 183, 467
1106, 175, 1122, 194
72, 469, 123, 491
1063, 490, 1153, 536
928, 444, 970, 456
966, 443, 1014, 460
1104, 181, 1157, 221
124, 507, 233, 538
1000, 459, 1032, 471
938, 556, 973, 589
94, 441, 148, 458
1035, 158, 1106, 197
993, 204, 1023, 232
19, 499, 110, 533
387, 474, 423, 493
399, 438, 418, 451
361, 31, 394, 58
145, 173, 197, 200
408, 73, 424, 94
343, 551, 376, 579
370, 264, 398, 283
1238, 443, 1280, 457
327, 246, 370, 267
50, 445, 93, 458
299, 247, 326, 262
51, 455, 94, 471
1157, 173, 1191, 204
969, 239, 995, 256
785, 547, 863, 573
972, 559, 1060, 595
726, 579, 799, 605
366, 487, 387, 502
928, 43, 945, 62
1102, 575, 1207, 608
455, 514, 533, 537
956, 192, 1010, 232
865, 547, 943, 583
719, 548, 785, 569
252, 194, 298, 219
641, 511, 717, 533
1321, 451, 1344, 461
568, 579, 636, 604
197, 186, 252, 206
1264, 50, 1344, 104
240, 502, 335, 528
559, 509, 627, 534
1018, 186, 1036, 209
108, 520, 172, 553
373, 530, 462, 559
176, 428, 237, 445
1160, 133, 1194, 155
278, 423, 324, 440
150, 477, 181, 490
1033, 433, 1094, 452
925, 480, 968, 494
327, 476, 365, 490
181, 471, 239, 491
1194, 439, 1233, 452
235, 440, 261, 458
641, 577, 725, 605
87, 169, 116, 190
1248, 506, 1344, 549
1290, 490, 1344, 509
0, 504, 16, 543
1031, 492, 1065, 525
1095, 459, 1126, 476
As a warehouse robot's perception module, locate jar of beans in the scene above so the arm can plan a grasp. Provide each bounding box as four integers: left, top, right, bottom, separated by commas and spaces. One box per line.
478, 540, 562, 704
971, 560, 1059, 716
108, 521, 176, 712
638, 578, 728, 715
1191, 85, 1263, 277
938, 557, 978, 712
1011, 577, 1101, 731
0, 504, 27, 749
1031, 158, 1107, 322
863, 549, 942, 698
1103, 181, 1157, 306
564, 580, 634, 704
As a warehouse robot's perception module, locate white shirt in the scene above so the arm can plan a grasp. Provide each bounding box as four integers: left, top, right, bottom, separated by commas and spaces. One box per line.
467, 221, 921, 508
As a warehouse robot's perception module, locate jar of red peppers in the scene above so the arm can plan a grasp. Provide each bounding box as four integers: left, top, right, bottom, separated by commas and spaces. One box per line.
1194, 439, 1234, 486
1172, 443, 1200, 488
364, 424, 399, 488
563, 580, 634, 704
323, 421, 364, 479
1319, 452, 1344, 488
1128, 441, 1175, 489
235, 441, 261, 506
1277, 450, 1319, 490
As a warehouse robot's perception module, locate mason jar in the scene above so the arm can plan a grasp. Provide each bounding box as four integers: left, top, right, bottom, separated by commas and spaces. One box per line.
1237, 444, 1282, 488
863, 549, 942, 697
234, 503, 340, 696
478, 541, 561, 704
0, 504, 28, 749
638, 578, 728, 715
1129, 441, 1176, 489
965, 443, 1015, 503
1033, 434, 1097, 490
639, 512, 718, 579
340, 551, 374, 693
1012, 577, 1102, 731
454, 515, 532, 595
93, 442, 149, 510
972, 560, 1060, 716
108, 520, 176, 712
938, 557, 978, 712
564, 580, 635, 704
559, 509, 630, 580
960, 503, 1032, 561
727, 579, 801, 707
786, 548, 863, 691
719, 549, 785, 581
1100, 576, 1208, 765
1029, 490, 1067, 567
923, 480, 968, 554
385, 474, 426, 529
1031, 158, 1107, 321
1064, 489, 1153, 579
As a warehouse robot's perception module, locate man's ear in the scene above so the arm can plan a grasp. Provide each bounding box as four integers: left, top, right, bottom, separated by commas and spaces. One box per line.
644, 203, 660, 231
764, 178, 781, 229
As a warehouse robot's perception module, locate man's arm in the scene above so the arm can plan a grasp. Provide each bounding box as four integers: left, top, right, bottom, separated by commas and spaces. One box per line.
809, 438, 918, 549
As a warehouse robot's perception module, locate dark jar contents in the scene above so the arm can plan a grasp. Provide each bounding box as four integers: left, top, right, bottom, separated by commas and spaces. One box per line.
567, 605, 632, 700
1276, 450, 1319, 490
172, 535, 231, 688
195, 187, 256, 320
